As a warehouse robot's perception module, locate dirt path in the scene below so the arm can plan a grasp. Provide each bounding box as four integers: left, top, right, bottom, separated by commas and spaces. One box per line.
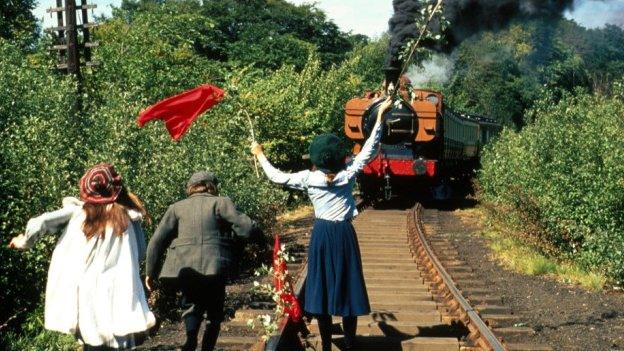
439, 206, 624, 351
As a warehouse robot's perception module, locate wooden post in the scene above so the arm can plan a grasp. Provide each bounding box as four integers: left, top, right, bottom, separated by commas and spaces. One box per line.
55, 0, 66, 61
65, 0, 80, 75
80, 0, 92, 63
47, 0, 98, 71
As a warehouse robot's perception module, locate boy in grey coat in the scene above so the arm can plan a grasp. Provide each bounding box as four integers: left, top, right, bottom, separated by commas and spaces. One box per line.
146, 171, 254, 351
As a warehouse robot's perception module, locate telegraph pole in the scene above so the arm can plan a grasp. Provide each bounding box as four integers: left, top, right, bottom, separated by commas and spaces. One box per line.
46, 0, 98, 75
80, 0, 93, 63
65, 0, 79, 74
46, 0, 99, 131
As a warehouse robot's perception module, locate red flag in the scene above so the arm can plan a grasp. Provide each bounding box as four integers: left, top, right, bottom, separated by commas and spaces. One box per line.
137, 84, 225, 141
272, 235, 303, 323
281, 292, 303, 322
273, 234, 287, 291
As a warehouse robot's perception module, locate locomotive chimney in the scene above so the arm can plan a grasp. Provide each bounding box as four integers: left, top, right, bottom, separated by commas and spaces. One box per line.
384, 66, 401, 95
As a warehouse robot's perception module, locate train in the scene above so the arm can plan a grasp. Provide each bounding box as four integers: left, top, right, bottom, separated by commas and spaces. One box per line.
344, 81, 501, 200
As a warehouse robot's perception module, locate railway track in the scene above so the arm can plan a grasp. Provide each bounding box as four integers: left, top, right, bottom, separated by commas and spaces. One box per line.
143, 203, 553, 350
258, 203, 555, 351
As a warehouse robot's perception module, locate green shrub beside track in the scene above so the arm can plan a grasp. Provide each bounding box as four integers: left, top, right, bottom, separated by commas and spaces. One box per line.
3, 0, 624, 347
479, 85, 624, 286
0, 2, 385, 348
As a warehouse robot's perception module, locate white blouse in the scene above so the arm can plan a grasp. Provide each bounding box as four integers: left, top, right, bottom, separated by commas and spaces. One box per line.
259, 120, 383, 221
15, 197, 155, 348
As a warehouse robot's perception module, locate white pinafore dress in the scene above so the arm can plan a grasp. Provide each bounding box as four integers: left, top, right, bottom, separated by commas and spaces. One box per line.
16, 197, 156, 349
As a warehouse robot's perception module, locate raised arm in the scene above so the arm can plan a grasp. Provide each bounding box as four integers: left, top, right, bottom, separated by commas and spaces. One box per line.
252, 144, 309, 191
9, 197, 82, 250
341, 97, 393, 181
346, 119, 383, 174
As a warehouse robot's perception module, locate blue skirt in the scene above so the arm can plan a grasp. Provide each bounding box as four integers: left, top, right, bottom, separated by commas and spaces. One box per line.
304, 219, 370, 317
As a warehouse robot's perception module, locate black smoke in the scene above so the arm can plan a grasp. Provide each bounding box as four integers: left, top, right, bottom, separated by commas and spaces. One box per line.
386, 0, 576, 79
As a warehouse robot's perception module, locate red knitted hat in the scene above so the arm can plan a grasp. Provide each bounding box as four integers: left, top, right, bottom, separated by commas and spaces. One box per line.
79, 163, 123, 204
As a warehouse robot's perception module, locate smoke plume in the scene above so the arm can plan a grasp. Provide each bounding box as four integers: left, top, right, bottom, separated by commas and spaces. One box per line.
406, 54, 455, 88
386, 0, 576, 72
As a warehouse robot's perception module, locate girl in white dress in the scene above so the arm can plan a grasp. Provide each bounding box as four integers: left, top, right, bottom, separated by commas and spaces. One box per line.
9, 163, 156, 350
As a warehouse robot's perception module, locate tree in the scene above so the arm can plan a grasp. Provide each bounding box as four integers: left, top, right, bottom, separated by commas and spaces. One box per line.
117, 0, 361, 69
541, 40, 590, 93
0, 0, 38, 45
200, 0, 359, 68
556, 20, 624, 93
442, 19, 624, 127
444, 28, 538, 128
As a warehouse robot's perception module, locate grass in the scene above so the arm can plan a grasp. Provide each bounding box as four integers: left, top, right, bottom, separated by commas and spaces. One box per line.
276, 204, 313, 223
1, 310, 78, 351
472, 208, 607, 291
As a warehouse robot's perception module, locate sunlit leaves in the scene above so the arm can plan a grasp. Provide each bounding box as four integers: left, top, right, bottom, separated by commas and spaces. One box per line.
480, 87, 624, 285
398, 0, 449, 67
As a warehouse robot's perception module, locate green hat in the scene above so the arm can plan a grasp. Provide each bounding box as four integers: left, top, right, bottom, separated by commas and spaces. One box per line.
309, 134, 347, 173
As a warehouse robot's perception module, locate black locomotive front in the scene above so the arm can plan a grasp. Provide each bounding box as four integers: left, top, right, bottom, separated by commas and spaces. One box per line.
362, 98, 419, 145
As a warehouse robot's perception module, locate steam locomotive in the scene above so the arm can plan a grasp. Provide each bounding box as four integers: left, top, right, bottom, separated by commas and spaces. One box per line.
344, 81, 501, 200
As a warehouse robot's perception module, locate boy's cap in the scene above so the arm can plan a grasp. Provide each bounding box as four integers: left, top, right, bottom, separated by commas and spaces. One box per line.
187, 171, 218, 189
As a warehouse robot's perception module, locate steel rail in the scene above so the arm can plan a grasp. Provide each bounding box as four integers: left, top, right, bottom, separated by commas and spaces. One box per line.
409, 203, 507, 351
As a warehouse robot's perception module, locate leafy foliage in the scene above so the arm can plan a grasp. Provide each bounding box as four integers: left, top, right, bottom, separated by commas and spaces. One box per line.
479, 87, 624, 285
0, 40, 81, 346
398, 0, 449, 69
118, 0, 364, 69
445, 26, 538, 127
0, 1, 383, 346
444, 20, 624, 128
0, 0, 38, 46
557, 22, 624, 93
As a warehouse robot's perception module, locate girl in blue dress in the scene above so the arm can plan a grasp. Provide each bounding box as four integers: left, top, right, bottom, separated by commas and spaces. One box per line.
250, 97, 392, 351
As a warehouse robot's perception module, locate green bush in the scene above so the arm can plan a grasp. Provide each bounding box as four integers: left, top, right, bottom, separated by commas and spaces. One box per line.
0, 2, 384, 345
0, 39, 82, 346
479, 87, 624, 285
0, 0, 38, 46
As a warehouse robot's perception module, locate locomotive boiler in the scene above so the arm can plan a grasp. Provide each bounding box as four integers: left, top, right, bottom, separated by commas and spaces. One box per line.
344, 81, 501, 200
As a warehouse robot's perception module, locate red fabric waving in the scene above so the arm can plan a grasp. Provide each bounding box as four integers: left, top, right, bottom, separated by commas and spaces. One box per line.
272, 235, 303, 322
137, 84, 225, 141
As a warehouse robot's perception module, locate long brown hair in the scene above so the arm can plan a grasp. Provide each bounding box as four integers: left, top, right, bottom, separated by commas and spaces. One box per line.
82, 188, 150, 239
325, 173, 337, 185
311, 165, 337, 186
